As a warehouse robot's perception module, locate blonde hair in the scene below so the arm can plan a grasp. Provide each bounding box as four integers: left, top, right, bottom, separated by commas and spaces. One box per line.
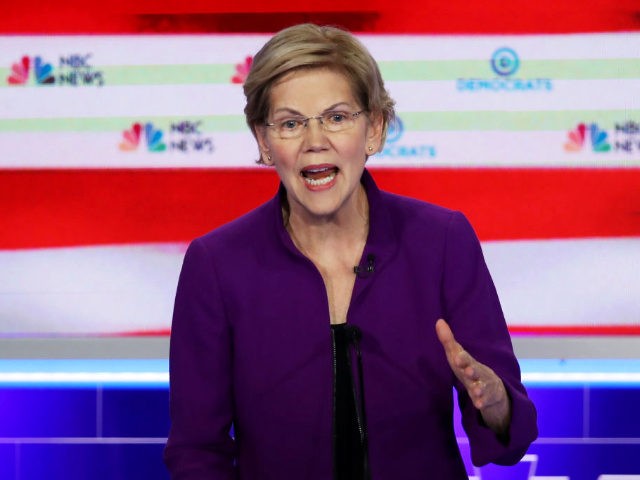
243, 23, 396, 163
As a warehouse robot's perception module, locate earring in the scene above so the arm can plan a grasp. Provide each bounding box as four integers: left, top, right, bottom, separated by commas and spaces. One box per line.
267, 155, 272, 161
368, 146, 373, 152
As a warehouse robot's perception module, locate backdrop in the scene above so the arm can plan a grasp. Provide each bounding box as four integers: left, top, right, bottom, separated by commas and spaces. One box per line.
1, 1, 638, 336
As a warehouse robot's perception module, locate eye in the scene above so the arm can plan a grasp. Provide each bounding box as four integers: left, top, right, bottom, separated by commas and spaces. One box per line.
280, 118, 302, 130
325, 112, 347, 124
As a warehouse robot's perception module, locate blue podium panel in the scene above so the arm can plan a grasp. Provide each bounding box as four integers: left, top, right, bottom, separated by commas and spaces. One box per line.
527, 387, 585, 438
589, 388, 640, 438
19, 443, 169, 480
0, 444, 16, 480
0, 388, 96, 437
101, 388, 170, 438
1, 359, 640, 479
528, 444, 640, 479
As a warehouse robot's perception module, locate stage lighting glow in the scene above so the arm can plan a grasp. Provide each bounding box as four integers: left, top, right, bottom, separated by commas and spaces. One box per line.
0, 359, 639, 387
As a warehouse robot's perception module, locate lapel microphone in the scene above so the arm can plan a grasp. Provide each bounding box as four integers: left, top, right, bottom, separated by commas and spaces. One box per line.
353, 254, 376, 278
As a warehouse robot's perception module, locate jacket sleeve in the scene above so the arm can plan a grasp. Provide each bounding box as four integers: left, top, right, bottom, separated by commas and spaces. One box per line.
441, 211, 538, 467
164, 238, 236, 479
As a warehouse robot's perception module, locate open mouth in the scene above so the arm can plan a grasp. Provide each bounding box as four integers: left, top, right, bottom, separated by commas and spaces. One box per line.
300, 165, 339, 186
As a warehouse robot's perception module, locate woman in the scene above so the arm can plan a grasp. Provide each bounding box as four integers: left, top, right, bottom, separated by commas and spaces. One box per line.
164, 23, 537, 479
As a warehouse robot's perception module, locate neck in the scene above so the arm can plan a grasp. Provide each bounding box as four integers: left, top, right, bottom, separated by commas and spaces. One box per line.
284, 185, 369, 260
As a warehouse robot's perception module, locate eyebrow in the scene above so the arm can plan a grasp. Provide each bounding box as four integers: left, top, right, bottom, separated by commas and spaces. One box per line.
271, 102, 353, 117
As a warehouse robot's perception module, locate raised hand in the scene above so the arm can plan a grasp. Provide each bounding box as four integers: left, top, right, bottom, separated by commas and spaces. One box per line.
435, 318, 511, 435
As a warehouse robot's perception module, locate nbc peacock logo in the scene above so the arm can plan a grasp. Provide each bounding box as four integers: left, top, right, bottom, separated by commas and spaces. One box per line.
564, 123, 611, 153
231, 55, 253, 84
119, 120, 215, 154
7, 53, 105, 86
7, 55, 55, 85
119, 122, 167, 152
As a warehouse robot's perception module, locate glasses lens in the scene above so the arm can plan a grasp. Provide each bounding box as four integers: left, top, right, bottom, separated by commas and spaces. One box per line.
270, 111, 360, 139
278, 119, 303, 138
322, 112, 353, 132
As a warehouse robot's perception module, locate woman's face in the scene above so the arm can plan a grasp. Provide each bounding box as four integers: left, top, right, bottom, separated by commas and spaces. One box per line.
256, 68, 382, 223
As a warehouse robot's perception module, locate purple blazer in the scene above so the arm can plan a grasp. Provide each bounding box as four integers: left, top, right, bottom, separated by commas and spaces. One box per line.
164, 169, 537, 479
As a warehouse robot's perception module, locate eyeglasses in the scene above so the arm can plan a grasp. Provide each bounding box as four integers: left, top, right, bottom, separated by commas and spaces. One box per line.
265, 110, 364, 139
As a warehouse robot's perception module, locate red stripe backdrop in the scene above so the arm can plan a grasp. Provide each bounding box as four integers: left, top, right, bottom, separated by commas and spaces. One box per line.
3, 168, 639, 249
2, 0, 639, 34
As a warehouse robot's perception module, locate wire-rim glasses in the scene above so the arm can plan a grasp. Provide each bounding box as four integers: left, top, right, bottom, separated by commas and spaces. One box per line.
265, 110, 364, 139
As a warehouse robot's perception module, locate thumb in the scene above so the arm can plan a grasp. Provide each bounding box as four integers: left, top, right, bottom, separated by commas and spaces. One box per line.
436, 318, 473, 375
435, 318, 457, 353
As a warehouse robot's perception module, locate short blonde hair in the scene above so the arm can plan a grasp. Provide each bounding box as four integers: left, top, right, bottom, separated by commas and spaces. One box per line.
243, 23, 396, 163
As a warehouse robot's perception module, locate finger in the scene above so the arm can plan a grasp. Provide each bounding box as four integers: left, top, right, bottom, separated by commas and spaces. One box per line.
472, 379, 485, 398
435, 319, 464, 371
464, 364, 478, 382
474, 378, 506, 412
435, 318, 459, 355
437, 319, 476, 371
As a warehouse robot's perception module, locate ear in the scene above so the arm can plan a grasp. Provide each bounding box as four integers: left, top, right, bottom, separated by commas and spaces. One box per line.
255, 125, 274, 166
365, 112, 384, 155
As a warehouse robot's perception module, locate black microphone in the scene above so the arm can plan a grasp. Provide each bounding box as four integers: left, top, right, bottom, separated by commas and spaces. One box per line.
353, 254, 375, 278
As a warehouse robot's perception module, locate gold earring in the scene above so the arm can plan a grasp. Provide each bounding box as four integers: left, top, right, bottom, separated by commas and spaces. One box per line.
368, 146, 373, 152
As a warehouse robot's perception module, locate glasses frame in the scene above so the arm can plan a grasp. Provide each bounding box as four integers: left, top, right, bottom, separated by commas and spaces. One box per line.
264, 110, 364, 139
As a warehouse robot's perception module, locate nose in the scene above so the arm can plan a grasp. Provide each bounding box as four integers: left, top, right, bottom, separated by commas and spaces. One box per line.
303, 116, 326, 137
302, 116, 328, 150
303, 115, 325, 130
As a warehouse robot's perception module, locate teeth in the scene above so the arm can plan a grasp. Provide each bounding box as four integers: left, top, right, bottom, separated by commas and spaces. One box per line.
306, 167, 329, 174
304, 171, 336, 186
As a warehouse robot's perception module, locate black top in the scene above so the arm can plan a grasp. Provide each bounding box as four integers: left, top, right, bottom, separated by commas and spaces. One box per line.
332, 323, 365, 480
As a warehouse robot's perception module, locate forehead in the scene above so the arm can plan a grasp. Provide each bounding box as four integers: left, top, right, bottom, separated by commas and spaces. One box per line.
268, 67, 358, 113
